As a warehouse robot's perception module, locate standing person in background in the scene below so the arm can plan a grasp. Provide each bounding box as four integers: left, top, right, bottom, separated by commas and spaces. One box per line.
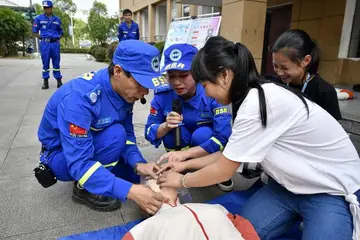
32, 0, 63, 90
118, 9, 140, 42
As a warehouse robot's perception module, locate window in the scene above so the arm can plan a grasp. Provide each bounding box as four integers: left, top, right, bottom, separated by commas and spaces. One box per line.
348, 0, 360, 57
183, 4, 189, 17
339, 0, 360, 58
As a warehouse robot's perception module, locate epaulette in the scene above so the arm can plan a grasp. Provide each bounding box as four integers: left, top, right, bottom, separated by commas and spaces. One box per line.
84, 84, 102, 105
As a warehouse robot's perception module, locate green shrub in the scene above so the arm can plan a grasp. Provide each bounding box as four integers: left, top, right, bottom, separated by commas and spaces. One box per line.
154, 41, 165, 55
107, 41, 119, 62
94, 47, 107, 62
89, 44, 99, 56
61, 48, 89, 54
100, 42, 109, 49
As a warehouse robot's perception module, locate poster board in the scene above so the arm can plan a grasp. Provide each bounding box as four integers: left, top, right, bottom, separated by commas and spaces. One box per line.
160, 15, 222, 72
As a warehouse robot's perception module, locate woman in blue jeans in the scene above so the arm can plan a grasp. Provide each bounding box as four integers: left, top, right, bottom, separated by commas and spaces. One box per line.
157, 36, 360, 240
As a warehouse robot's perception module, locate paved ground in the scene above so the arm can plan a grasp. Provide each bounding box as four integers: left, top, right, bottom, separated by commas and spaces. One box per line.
0, 54, 359, 240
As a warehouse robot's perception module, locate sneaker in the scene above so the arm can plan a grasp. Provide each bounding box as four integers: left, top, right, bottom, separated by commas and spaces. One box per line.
217, 179, 234, 192
72, 182, 121, 212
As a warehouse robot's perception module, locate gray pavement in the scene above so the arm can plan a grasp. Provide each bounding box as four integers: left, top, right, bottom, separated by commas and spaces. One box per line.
0, 54, 359, 240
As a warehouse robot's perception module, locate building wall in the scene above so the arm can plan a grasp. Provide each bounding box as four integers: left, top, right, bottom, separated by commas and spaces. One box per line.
120, 0, 359, 84
268, 0, 358, 85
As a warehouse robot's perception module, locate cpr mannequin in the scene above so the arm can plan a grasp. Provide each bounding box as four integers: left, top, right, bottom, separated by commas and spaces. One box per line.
122, 178, 259, 240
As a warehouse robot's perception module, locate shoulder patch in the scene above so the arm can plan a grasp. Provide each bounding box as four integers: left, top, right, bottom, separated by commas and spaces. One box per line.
213, 106, 231, 116
84, 84, 102, 105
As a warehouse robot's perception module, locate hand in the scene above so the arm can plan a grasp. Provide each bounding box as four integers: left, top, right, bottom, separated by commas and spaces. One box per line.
128, 184, 169, 215
165, 111, 183, 129
158, 151, 188, 163
136, 162, 160, 179
156, 161, 187, 175
157, 171, 184, 189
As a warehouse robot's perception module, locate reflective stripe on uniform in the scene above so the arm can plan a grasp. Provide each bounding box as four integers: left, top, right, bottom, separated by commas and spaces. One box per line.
146, 124, 156, 136
197, 121, 212, 125
42, 69, 50, 72
165, 146, 190, 152
210, 137, 224, 151
90, 127, 104, 132
53, 68, 60, 71
79, 162, 101, 186
103, 161, 118, 168
126, 140, 135, 145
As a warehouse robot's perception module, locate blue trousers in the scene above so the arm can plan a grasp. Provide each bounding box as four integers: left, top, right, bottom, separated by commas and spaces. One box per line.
40, 41, 62, 80
42, 123, 139, 184
162, 126, 213, 151
239, 179, 359, 240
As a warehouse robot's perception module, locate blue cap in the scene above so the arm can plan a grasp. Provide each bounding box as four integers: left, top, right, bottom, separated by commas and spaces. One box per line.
42, 0, 53, 7
161, 43, 198, 72
113, 40, 162, 90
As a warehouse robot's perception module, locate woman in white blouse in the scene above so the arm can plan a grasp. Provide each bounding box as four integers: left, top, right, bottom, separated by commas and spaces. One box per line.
157, 36, 360, 240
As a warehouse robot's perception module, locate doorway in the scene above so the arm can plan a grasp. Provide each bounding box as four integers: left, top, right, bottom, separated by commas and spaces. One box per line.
261, 4, 293, 75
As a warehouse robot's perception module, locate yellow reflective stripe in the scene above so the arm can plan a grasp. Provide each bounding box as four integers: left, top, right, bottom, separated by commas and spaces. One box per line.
146, 124, 156, 136
42, 69, 50, 72
53, 68, 60, 71
197, 121, 212, 125
165, 146, 190, 152
79, 162, 101, 186
90, 127, 103, 132
126, 140, 135, 145
103, 161, 118, 168
211, 137, 224, 151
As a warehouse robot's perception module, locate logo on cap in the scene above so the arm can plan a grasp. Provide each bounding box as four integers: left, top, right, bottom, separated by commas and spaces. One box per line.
151, 56, 160, 72
169, 49, 182, 62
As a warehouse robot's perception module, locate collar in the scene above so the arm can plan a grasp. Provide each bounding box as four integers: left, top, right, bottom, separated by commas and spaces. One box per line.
99, 69, 130, 110
123, 20, 134, 27
158, 198, 181, 212
172, 83, 207, 109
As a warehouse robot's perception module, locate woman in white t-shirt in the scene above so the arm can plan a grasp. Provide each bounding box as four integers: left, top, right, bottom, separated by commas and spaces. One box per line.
157, 36, 360, 240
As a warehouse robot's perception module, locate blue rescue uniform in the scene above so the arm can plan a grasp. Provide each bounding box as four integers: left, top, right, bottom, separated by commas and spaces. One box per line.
32, 13, 63, 80
38, 69, 146, 201
118, 21, 140, 42
145, 83, 232, 153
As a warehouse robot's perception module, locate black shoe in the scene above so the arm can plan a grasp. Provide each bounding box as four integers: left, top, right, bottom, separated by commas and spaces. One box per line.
72, 182, 121, 212
56, 78, 63, 88
41, 79, 49, 90
240, 163, 263, 179
217, 179, 234, 192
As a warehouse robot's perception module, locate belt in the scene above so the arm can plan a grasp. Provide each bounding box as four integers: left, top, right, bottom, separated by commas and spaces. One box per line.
41, 38, 59, 43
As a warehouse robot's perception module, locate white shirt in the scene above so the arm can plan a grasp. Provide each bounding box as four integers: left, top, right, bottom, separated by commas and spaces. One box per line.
223, 83, 360, 239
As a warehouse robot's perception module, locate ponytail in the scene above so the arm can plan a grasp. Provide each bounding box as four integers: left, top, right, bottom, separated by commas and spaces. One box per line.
308, 39, 320, 74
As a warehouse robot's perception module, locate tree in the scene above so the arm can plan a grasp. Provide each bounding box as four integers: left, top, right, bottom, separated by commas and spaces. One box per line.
0, 8, 31, 57
87, 1, 110, 44
108, 13, 120, 41
73, 18, 88, 45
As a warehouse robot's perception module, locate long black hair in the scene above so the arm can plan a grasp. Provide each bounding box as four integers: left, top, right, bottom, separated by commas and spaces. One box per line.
271, 29, 320, 75
191, 36, 308, 127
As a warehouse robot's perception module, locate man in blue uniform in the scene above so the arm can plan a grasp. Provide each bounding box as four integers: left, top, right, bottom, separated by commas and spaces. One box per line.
36, 40, 168, 214
32, 0, 63, 90
144, 43, 234, 191
118, 9, 140, 42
